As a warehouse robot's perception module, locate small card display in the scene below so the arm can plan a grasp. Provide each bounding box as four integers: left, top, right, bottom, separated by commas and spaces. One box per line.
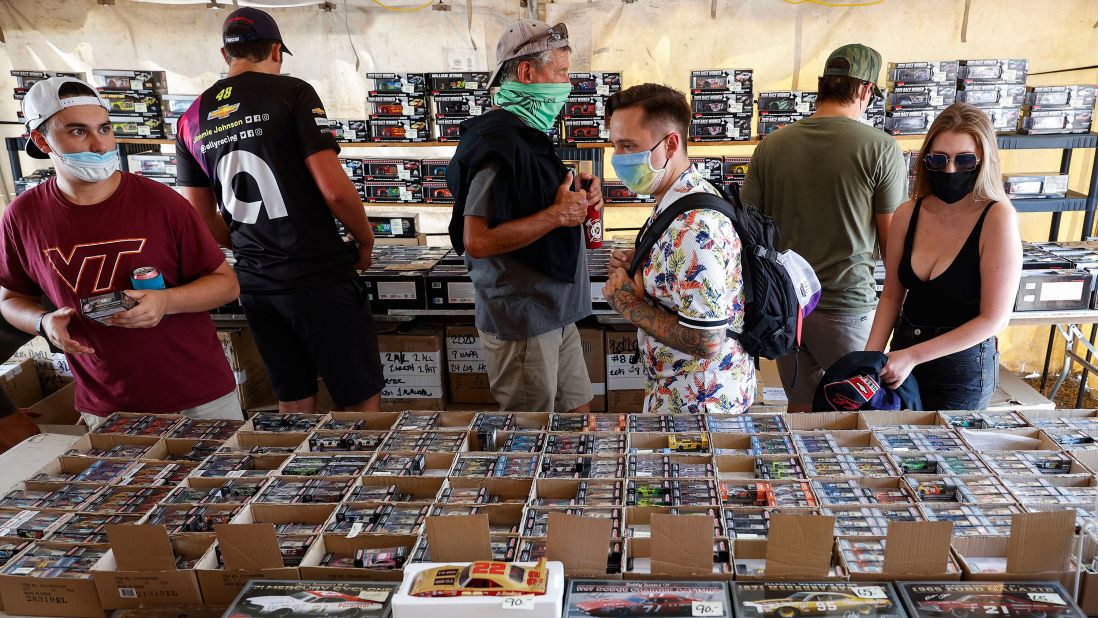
566, 579, 732, 618
224, 579, 397, 618
733, 582, 906, 618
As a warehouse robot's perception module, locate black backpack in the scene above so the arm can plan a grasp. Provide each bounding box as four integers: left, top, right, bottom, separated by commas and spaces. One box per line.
627, 183, 808, 360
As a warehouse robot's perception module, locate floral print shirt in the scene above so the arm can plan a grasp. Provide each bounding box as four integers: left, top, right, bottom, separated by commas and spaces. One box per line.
638, 167, 756, 414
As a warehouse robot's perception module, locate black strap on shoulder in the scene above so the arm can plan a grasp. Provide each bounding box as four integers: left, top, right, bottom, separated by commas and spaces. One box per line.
627, 192, 737, 278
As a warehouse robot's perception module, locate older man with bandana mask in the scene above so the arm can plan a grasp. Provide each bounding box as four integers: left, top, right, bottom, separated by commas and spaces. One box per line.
447, 19, 603, 413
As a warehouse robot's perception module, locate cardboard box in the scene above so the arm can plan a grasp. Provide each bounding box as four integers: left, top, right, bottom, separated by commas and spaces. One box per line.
606, 330, 643, 413
757, 359, 786, 406
298, 532, 418, 581
988, 368, 1055, 410
1076, 535, 1098, 615
839, 521, 958, 581
378, 328, 446, 411
195, 524, 300, 605
445, 326, 495, 405
28, 382, 80, 430
0, 542, 106, 617
950, 511, 1077, 589
0, 359, 43, 408
579, 329, 606, 412
90, 525, 206, 609
218, 328, 276, 411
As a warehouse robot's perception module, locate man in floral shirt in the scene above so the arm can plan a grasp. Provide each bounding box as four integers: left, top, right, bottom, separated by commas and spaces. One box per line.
604, 84, 755, 414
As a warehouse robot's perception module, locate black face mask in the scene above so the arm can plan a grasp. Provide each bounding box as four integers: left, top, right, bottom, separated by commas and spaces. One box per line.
928, 165, 980, 204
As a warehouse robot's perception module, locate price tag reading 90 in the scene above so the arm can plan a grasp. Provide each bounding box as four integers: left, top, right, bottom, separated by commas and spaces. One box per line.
693, 601, 724, 617
501, 596, 536, 611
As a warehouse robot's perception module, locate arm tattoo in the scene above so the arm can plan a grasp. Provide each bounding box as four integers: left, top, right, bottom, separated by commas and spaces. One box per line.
610, 277, 726, 359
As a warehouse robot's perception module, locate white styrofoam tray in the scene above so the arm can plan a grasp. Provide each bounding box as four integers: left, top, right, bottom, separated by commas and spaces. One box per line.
392, 561, 564, 618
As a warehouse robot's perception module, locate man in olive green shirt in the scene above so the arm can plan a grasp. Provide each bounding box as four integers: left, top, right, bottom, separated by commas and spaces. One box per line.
742, 43, 907, 412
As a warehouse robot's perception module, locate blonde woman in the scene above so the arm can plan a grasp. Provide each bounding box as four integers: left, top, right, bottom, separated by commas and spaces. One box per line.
865, 103, 1022, 410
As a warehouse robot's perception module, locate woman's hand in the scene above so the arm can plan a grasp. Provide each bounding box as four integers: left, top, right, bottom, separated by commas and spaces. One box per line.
880, 348, 919, 389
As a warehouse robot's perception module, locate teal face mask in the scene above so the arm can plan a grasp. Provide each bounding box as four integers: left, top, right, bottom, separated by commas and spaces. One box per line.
610, 134, 671, 196
493, 81, 572, 132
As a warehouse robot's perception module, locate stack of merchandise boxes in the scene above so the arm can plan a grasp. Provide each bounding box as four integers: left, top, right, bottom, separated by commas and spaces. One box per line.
429, 73, 490, 143
956, 58, 1028, 133
160, 94, 197, 139
562, 72, 621, 145
885, 60, 958, 135
11, 69, 85, 123
1020, 84, 1096, 135
756, 90, 816, 137
92, 69, 167, 139
428, 72, 489, 142
364, 73, 425, 143
689, 69, 753, 142
358, 158, 423, 204
861, 94, 885, 130
368, 73, 429, 146
420, 157, 452, 204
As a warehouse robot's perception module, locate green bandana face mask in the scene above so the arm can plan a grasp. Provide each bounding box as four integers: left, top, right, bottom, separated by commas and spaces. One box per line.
493, 81, 572, 132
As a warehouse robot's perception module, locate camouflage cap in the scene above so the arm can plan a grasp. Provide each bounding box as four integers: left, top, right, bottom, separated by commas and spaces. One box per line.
822, 43, 883, 97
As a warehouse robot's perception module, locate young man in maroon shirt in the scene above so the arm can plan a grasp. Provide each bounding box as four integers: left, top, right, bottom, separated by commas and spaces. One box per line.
0, 77, 242, 428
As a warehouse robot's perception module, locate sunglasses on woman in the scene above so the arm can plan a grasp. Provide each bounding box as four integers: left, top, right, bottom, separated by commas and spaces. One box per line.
924, 152, 980, 172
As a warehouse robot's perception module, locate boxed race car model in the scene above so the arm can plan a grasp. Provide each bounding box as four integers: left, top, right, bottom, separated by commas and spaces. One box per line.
691, 69, 753, 93
1026, 85, 1098, 110
10, 69, 85, 89
362, 158, 422, 181
421, 158, 451, 181
1020, 109, 1093, 134
92, 69, 167, 91
340, 157, 364, 180
97, 90, 161, 115
368, 94, 428, 118
564, 96, 608, 119
224, 579, 397, 618
1015, 269, 1094, 311
958, 58, 1029, 84
161, 94, 197, 117
758, 114, 807, 137
422, 181, 454, 203
691, 157, 725, 181
127, 151, 176, 177
80, 291, 137, 324
369, 117, 429, 142
886, 61, 959, 86
886, 84, 957, 109
898, 582, 1084, 618
366, 72, 428, 95
330, 118, 369, 142
564, 118, 609, 143
732, 581, 905, 618
1003, 173, 1070, 198
692, 92, 754, 115
362, 181, 424, 203
690, 115, 752, 142
429, 72, 490, 93
565, 580, 732, 618
431, 92, 491, 117
956, 83, 1027, 108
108, 113, 165, 138
570, 72, 623, 94
757, 91, 817, 115
433, 117, 467, 142
885, 109, 941, 135
983, 106, 1022, 133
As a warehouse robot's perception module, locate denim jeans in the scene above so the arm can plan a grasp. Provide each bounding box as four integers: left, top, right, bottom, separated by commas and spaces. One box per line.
891, 316, 999, 411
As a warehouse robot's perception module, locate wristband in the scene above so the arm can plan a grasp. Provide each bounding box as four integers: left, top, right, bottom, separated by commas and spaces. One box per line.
34, 312, 49, 337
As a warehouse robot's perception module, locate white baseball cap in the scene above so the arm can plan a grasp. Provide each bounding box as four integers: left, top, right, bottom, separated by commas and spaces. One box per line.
22, 77, 109, 159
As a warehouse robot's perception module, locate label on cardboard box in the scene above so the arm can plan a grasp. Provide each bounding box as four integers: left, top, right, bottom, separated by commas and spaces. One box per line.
383, 385, 443, 399
386, 374, 442, 387
607, 354, 644, 391
450, 362, 488, 374
448, 282, 475, 304
1040, 280, 1085, 302
377, 281, 418, 300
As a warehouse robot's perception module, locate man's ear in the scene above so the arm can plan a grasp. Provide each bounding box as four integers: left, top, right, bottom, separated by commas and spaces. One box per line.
271, 43, 282, 65
220, 47, 230, 65
665, 130, 683, 160
30, 129, 50, 156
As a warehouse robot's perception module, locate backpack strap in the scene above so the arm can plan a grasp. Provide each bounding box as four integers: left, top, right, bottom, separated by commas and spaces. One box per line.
626, 191, 736, 278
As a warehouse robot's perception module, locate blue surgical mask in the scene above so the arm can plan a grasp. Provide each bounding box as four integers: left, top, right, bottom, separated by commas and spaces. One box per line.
610, 134, 671, 196
46, 137, 119, 183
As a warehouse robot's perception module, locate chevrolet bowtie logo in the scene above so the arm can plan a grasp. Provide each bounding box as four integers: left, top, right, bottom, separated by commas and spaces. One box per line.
207, 103, 240, 121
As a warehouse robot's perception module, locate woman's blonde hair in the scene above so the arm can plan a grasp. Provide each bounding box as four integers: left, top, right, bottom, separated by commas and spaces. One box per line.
912, 102, 1010, 204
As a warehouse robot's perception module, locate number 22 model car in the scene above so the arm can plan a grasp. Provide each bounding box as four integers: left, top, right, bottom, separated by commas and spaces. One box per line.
409, 558, 548, 597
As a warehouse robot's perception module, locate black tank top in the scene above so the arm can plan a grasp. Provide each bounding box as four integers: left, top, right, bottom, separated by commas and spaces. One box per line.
899, 197, 995, 328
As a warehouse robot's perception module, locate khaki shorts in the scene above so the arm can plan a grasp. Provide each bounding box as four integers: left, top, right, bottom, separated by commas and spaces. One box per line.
776, 310, 874, 408
80, 391, 244, 429
479, 324, 593, 412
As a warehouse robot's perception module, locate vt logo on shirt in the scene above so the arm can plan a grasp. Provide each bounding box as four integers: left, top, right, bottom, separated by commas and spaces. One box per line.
44, 239, 146, 293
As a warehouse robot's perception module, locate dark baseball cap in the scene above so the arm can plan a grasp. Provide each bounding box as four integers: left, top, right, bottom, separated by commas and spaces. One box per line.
822, 43, 883, 97
223, 7, 292, 56
488, 19, 570, 88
